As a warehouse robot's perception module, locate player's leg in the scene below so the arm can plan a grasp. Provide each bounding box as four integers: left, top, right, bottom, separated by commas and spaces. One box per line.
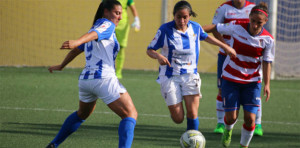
240, 82, 261, 147
183, 94, 200, 130
168, 103, 185, 124
160, 76, 185, 123
254, 99, 263, 136
240, 110, 256, 148
221, 79, 240, 147
108, 92, 138, 148
47, 101, 96, 148
181, 73, 202, 130
214, 53, 226, 134
47, 80, 99, 148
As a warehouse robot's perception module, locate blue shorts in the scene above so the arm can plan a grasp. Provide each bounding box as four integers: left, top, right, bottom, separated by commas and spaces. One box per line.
217, 53, 227, 88
221, 79, 261, 114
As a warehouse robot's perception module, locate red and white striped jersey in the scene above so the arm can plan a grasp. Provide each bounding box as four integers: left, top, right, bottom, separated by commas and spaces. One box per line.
213, 1, 255, 54
216, 23, 275, 84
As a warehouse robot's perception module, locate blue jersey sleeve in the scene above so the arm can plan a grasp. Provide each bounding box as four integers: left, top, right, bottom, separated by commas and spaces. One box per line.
199, 25, 208, 41
147, 26, 166, 50
89, 18, 115, 42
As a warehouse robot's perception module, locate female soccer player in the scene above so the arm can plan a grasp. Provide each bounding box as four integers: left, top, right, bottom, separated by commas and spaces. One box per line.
115, 0, 140, 79
146, 0, 236, 132
46, 1, 137, 147
204, 2, 274, 148
207, 0, 264, 136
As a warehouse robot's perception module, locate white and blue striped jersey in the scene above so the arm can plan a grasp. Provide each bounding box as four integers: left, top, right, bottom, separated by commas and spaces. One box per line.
78, 18, 120, 80
147, 20, 208, 81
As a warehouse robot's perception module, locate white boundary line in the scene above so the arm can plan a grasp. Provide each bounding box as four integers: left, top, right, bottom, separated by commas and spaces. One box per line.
0, 106, 299, 126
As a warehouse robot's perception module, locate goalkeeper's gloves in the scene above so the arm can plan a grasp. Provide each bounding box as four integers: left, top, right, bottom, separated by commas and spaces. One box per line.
131, 16, 140, 32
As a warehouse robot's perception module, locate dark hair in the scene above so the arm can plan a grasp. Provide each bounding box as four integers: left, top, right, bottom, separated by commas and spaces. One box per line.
173, 0, 197, 17
93, 0, 121, 25
250, 2, 269, 18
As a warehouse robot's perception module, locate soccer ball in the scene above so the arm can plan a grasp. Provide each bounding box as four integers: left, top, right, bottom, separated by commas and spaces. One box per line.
180, 130, 206, 148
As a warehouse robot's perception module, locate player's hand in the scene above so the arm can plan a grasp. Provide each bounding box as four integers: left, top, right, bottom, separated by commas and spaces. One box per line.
263, 84, 270, 102
226, 47, 237, 59
60, 40, 77, 50
157, 54, 171, 67
48, 65, 63, 73
131, 16, 140, 32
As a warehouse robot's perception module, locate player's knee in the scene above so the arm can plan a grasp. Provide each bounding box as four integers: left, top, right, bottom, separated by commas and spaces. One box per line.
225, 116, 237, 125
77, 111, 90, 120
171, 115, 184, 124
244, 117, 255, 127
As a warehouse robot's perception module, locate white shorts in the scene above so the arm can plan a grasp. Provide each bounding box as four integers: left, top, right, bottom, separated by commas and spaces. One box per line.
78, 77, 127, 104
160, 73, 202, 106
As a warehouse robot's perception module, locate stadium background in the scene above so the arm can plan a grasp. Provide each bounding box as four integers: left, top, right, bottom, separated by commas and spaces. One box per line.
0, 0, 225, 73
1, 0, 299, 78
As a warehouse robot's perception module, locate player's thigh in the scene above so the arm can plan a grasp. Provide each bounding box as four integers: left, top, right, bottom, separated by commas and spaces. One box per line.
168, 102, 185, 123
241, 83, 262, 114
160, 77, 183, 106
77, 100, 97, 120
93, 77, 127, 105
108, 92, 137, 120
181, 73, 202, 98
221, 79, 241, 112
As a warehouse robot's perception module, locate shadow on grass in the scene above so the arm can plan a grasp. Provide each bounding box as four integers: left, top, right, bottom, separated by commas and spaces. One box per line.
2, 122, 300, 148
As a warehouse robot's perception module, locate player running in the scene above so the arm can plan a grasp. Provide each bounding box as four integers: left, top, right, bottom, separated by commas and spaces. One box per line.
204, 2, 274, 147
46, 1, 137, 147
146, 0, 236, 132
207, 0, 264, 136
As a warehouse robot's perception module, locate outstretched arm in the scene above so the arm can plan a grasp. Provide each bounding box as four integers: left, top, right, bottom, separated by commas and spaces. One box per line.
60, 31, 98, 50
48, 48, 83, 73
204, 35, 236, 58
146, 49, 171, 67
263, 61, 272, 102
203, 24, 226, 45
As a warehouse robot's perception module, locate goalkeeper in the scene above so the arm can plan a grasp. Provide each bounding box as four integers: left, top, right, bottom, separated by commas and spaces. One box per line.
115, 0, 140, 79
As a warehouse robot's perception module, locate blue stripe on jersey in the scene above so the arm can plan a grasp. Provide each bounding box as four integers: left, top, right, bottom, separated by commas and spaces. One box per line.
113, 35, 119, 61
84, 71, 90, 79
95, 60, 103, 79
181, 32, 190, 49
166, 33, 175, 78
180, 68, 187, 75
192, 25, 200, 65
194, 68, 197, 74
78, 43, 85, 51
94, 70, 102, 79
87, 42, 93, 52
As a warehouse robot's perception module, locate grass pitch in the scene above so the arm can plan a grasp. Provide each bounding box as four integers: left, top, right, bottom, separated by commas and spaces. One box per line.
0, 67, 299, 148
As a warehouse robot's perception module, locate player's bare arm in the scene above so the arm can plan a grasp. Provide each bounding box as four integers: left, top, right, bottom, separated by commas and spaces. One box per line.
48, 48, 83, 73
60, 31, 98, 49
263, 61, 271, 102
204, 35, 236, 58
146, 49, 171, 67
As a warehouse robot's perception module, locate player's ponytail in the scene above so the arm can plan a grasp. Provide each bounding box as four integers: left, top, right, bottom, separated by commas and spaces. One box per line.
250, 2, 269, 18
93, 0, 121, 25
173, 0, 197, 17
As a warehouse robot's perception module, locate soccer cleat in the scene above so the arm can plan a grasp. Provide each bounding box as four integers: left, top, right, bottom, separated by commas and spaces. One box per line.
214, 123, 225, 134
240, 146, 248, 148
254, 124, 263, 136
221, 129, 232, 147
46, 143, 56, 148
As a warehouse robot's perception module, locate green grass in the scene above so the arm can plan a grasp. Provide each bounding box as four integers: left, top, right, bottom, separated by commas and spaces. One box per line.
0, 67, 299, 148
